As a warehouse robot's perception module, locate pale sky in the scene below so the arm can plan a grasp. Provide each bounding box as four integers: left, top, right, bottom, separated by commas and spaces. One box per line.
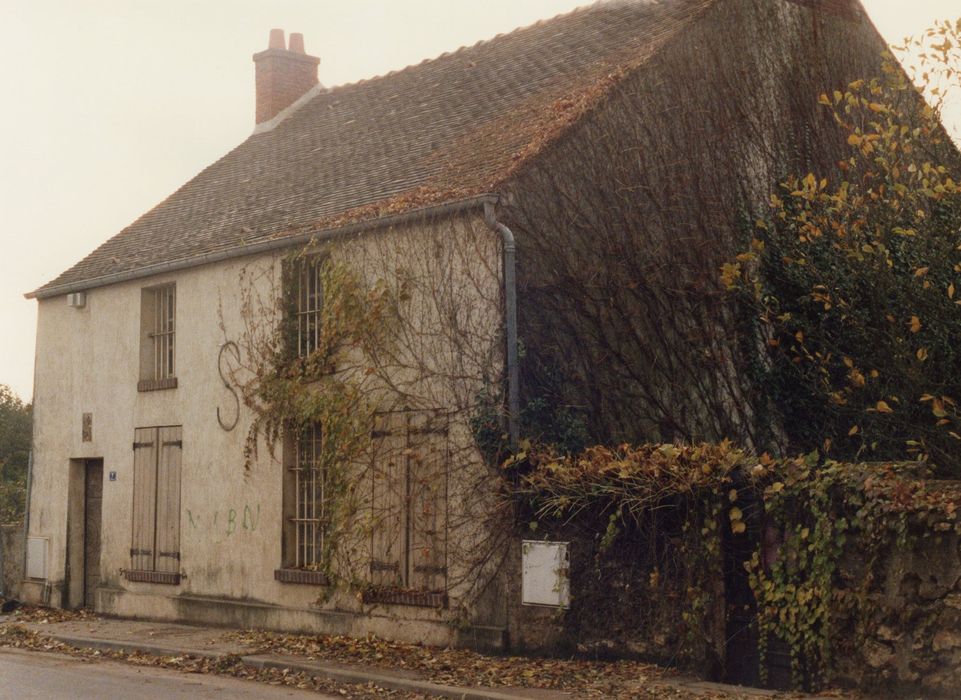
1, 0, 959, 402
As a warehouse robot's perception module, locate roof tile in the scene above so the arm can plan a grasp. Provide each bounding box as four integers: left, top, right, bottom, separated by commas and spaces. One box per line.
33, 0, 714, 297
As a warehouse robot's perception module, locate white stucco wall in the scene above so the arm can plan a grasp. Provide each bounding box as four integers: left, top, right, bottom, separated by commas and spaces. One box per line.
26, 210, 507, 642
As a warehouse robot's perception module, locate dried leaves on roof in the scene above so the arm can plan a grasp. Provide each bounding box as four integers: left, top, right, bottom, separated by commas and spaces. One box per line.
34, 0, 716, 296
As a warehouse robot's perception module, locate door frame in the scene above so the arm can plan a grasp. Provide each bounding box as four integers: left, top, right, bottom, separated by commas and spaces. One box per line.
82, 460, 103, 608
66, 458, 104, 609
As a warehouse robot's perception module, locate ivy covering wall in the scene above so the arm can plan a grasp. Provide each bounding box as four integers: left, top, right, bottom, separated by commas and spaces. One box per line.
509, 441, 961, 693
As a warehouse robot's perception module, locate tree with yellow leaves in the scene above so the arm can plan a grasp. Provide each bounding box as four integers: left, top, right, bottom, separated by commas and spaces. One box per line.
728, 21, 961, 475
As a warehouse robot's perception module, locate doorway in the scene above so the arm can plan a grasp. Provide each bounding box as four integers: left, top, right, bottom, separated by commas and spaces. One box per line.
82, 460, 103, 608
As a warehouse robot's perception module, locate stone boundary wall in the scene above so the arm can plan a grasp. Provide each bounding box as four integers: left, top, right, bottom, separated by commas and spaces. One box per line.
837, 529, 961, 696
0, 524, 23, 599
504, 506, 961, 697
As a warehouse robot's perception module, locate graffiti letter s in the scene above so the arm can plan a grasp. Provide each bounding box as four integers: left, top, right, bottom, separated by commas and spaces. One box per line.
217, 341, 240, 432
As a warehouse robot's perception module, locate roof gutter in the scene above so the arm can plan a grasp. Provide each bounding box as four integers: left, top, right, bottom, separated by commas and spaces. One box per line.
26, 195, 499, 300
484, 201, 520, 452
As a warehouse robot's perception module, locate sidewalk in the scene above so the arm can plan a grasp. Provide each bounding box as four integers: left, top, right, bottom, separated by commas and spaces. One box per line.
5, 611, 792, 699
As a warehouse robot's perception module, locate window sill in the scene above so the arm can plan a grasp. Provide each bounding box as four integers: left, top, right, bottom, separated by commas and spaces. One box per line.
138, 377, 178, 392
361, 587, 448, 608
124, 569, 181, 585
274, 568, 329, 586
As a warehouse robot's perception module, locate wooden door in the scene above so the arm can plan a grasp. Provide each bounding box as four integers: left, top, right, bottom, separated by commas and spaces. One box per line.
83, 460, 103, 608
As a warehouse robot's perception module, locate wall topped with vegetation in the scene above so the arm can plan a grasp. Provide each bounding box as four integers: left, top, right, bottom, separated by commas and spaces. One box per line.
506, 441, 961, 695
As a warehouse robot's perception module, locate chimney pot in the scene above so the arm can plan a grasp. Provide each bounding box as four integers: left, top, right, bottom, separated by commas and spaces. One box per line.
268, 28, 285, 50
253, 30, 320, 125
288, 33, 305, 54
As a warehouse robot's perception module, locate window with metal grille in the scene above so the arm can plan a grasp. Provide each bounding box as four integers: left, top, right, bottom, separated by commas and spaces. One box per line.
138, 284, 177, 391
281, 423, 327, 574
292, 258, 322, 358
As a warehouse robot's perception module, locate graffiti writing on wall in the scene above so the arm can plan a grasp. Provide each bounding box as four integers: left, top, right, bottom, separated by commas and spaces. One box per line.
217, 341, 241, 432
186, 503, 260, 536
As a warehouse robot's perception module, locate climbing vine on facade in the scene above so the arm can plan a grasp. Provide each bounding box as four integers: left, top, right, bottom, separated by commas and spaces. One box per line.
224, 254, 400, 580
220, 217, 514, 608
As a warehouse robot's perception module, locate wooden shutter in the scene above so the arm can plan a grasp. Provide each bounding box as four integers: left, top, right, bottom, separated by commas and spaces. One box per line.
370, 410, 449, 592
131, 427, 157, 571
408, 412, 448, 592
155, 426, 182, 573
131, 426, 182, 573
370, 412, 407, 587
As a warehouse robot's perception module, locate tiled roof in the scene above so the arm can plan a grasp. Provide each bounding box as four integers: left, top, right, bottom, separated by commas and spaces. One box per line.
32, 0, 715, 297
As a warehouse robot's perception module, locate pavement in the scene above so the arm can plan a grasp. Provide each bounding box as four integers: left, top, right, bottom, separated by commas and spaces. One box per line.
9, 615, 785, 700
0, 646, 336, 699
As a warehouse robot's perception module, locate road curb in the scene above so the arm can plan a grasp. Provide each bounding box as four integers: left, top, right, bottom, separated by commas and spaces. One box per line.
48, 634, 225, 660
671, 680, 780, 697
244, 655, 552, 699
46, 633, 556, 700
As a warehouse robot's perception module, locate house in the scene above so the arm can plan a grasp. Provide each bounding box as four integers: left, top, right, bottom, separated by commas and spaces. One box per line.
23, 0, 892, 654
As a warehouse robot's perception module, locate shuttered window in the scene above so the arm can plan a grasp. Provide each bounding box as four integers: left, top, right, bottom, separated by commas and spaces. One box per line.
369, 410, 448, 602
129, 426, 182, 584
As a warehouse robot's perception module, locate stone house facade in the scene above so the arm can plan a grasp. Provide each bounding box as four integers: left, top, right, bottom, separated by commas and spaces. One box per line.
24, 0, 894, 651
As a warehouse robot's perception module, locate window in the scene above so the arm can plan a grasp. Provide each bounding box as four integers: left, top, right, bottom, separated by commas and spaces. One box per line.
276, 423, 329, 585
127, 426, 181, 585
366, 410, 448, 607
291, 257, 322, 358
275, 257, 328, 586
138, 284, 177, 391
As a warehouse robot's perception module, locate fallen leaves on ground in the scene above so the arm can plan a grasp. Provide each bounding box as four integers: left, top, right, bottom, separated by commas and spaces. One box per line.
226, 628, 832, 699
229, 627, 668, 694
9, 605, 97, 624
0, 607, 851, 699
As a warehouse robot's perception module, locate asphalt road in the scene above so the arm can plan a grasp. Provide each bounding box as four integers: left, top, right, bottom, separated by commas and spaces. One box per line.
0, 648, 336, 699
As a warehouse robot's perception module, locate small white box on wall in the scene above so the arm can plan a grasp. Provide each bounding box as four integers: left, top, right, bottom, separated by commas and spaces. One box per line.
521, 540, 570, 608
26, 537, 48, 580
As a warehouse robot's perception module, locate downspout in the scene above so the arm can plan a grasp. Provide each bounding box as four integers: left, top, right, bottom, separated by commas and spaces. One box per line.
20, 449, 33, 597
484, 202, 519, 452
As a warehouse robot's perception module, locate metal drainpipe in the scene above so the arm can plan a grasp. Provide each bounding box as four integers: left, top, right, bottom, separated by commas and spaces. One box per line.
20, 449, 33, 596
484, 201, 519, 452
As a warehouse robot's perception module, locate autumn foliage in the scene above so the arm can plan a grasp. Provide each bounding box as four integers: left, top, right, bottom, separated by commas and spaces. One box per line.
513, 439, 961, 690
726, 23, 961, 475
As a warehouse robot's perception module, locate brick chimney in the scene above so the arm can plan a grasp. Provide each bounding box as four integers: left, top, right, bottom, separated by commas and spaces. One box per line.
252, 29, 320, 125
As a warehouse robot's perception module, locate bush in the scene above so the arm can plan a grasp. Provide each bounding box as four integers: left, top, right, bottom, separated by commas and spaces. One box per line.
0, 385, 31, 524
726, 30, 961, 475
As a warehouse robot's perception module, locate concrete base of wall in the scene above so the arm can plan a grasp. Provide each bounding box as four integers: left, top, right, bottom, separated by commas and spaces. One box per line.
19, 578, 59, 607
93, 587, 507, 652
455, 624, 509, 652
